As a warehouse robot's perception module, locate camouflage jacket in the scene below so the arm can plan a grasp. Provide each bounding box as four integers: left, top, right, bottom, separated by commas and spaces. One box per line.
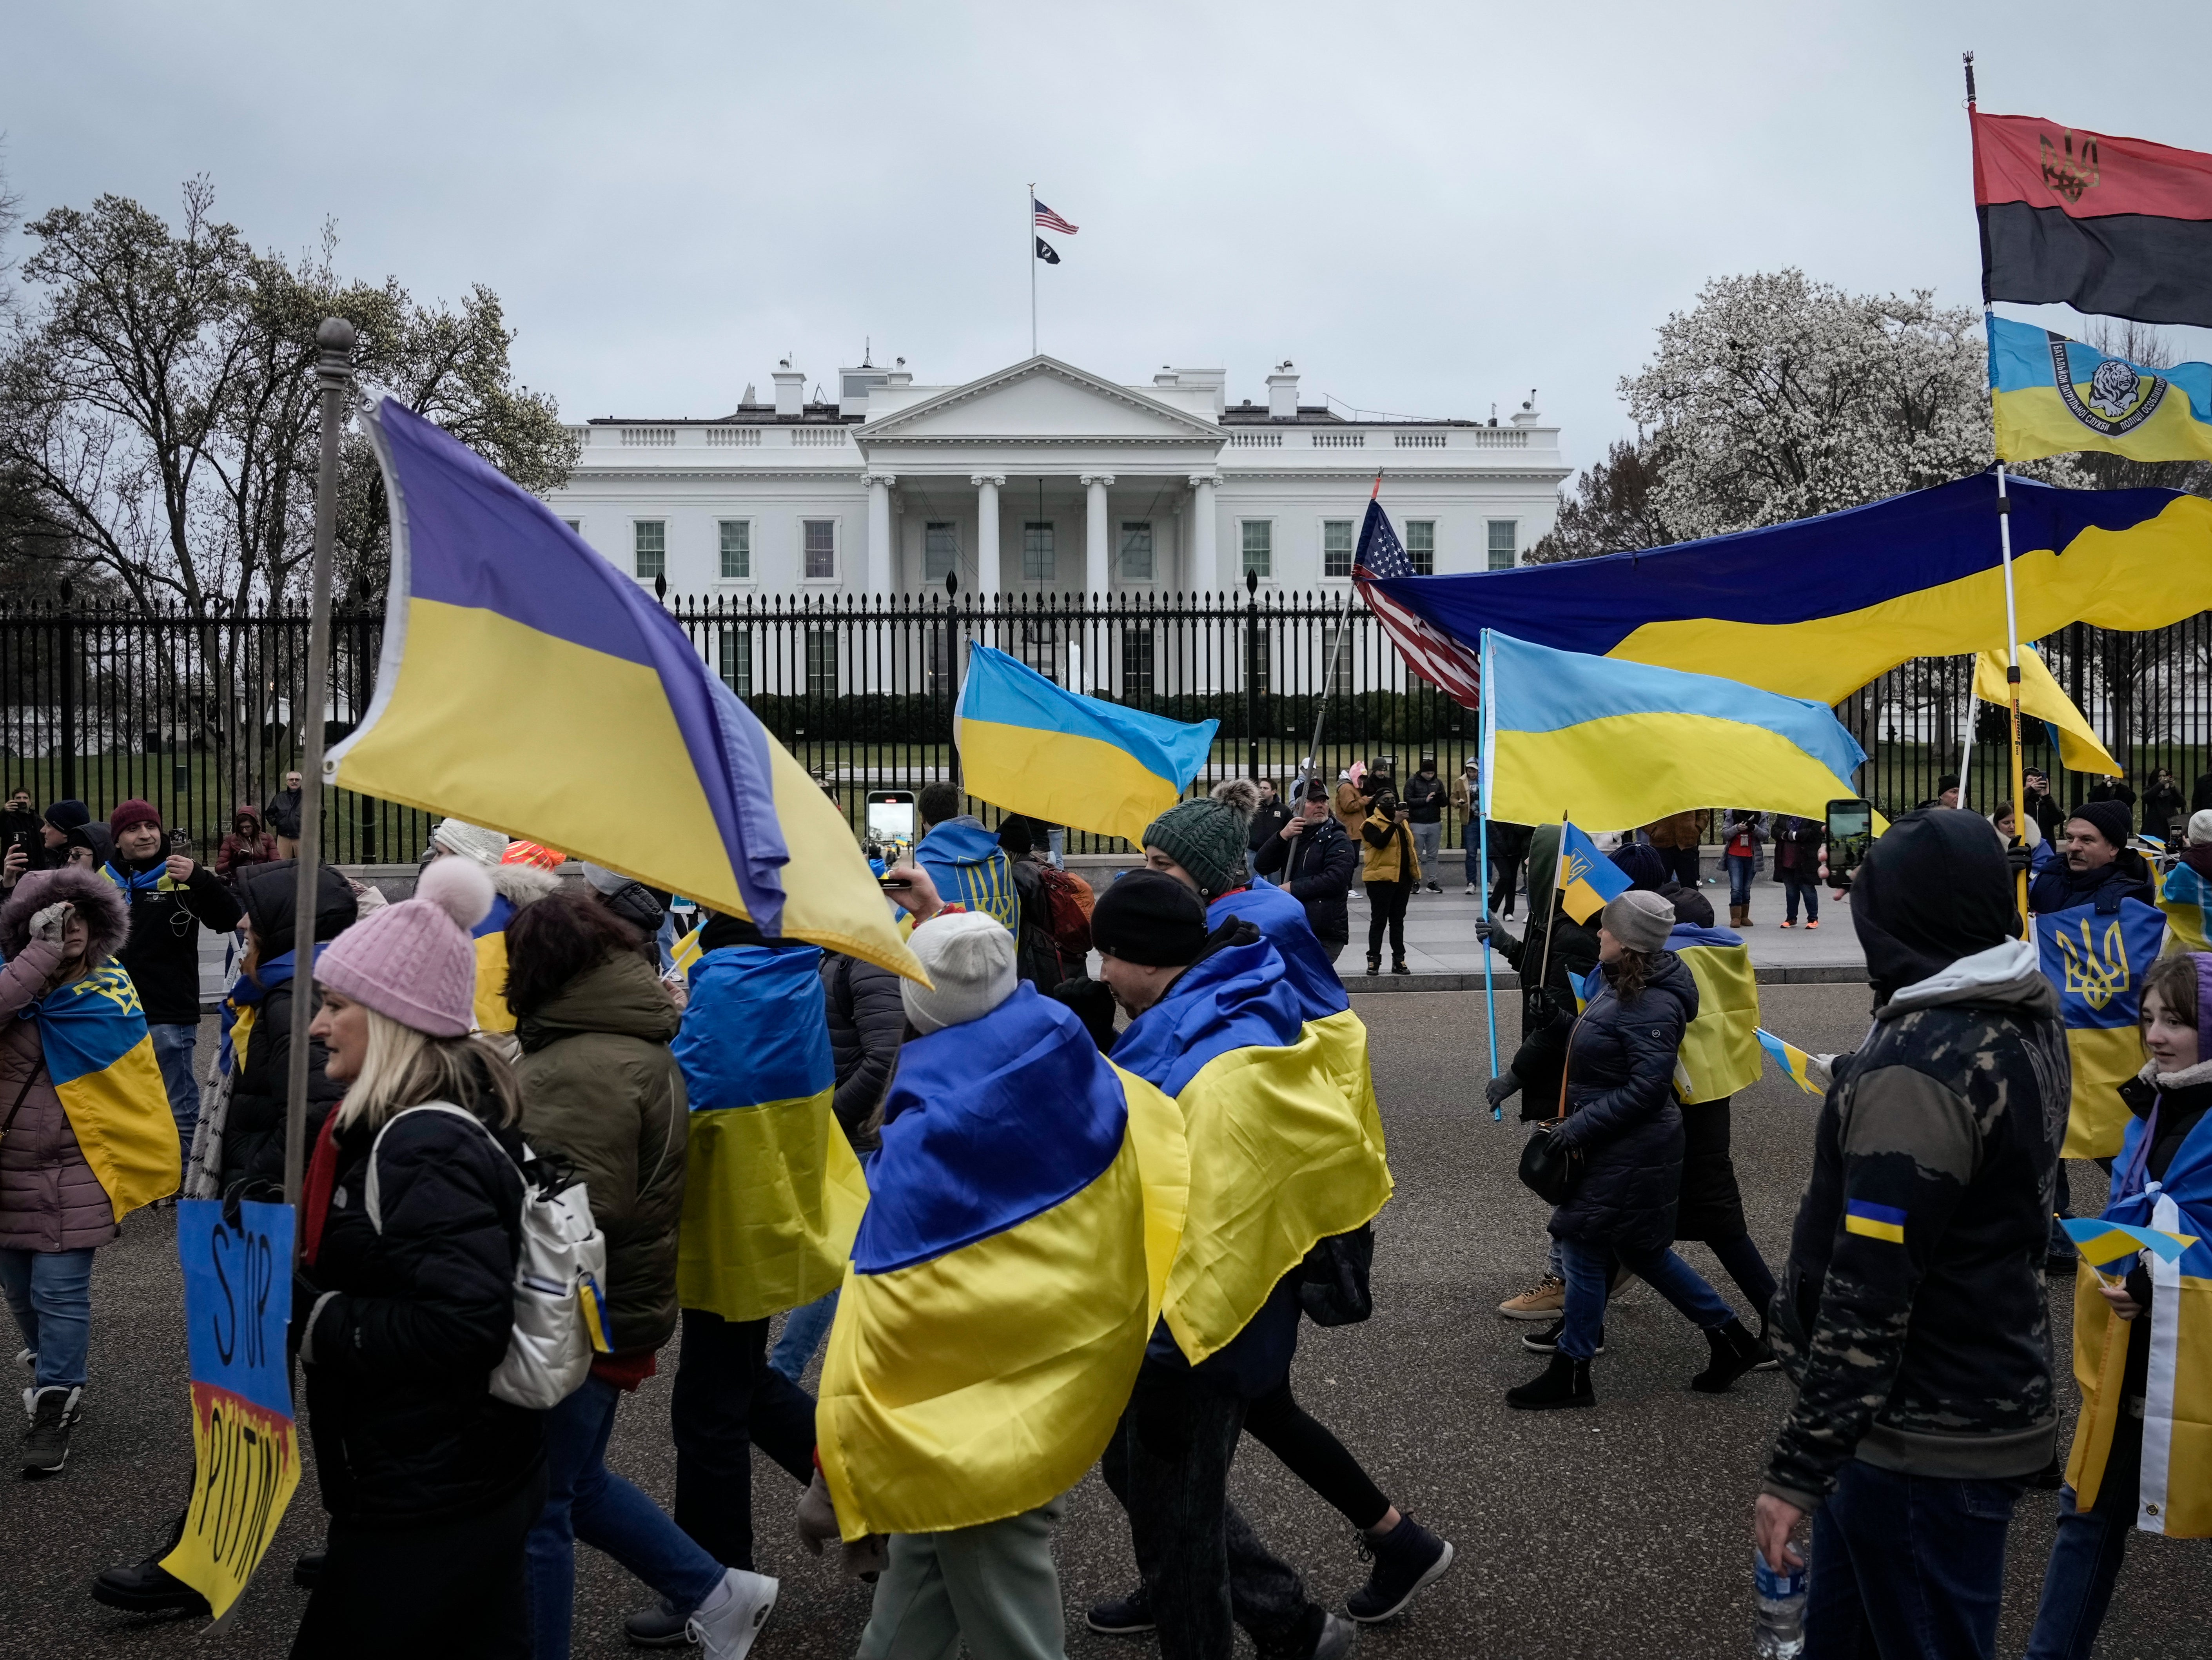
1763, 939, 2070, 1511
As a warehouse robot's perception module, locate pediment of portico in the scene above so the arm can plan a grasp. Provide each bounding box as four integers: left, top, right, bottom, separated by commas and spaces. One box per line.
858, 356, 1222, 448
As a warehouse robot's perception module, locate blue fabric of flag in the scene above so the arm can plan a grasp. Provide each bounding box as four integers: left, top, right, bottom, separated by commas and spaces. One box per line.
673, 944, 832, 1109
1111, 939, 1305, 1099
853, 985, 1126, 1274
1210, 881, 1349, 1025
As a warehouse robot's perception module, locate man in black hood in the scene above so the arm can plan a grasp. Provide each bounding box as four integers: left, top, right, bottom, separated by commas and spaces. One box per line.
1756, 810, 2069, 1660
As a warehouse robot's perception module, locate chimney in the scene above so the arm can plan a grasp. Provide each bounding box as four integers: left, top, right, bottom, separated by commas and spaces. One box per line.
773, 359, 805, 419
1267, 361, 1299, 421
1510, 388, 1541, 427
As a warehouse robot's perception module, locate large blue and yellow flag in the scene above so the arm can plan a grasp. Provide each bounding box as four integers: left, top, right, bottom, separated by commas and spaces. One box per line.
1368, 472, 2212, 706
1972, 645, 2122, 777
1480, 630, 1869, 833
816, 985, 1187, 1539
1668, 923, 1762, 1104
332, 399, 918, 980
1555, 822, 1631, 924
1989, 313, 2212, 466
955, 644, 1218, 844
1112, 933, 1391, 1366
2036, 894, 2170, 1159
672, 943, 867, 1323
35, 962, 178, 1217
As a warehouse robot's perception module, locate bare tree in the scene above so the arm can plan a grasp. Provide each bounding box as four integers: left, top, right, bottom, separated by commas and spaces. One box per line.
1525, 435, 1674, 562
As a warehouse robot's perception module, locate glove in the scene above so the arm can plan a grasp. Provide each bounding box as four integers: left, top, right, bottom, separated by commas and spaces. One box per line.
29, 902, 71, 942
2004, 841, 2032, 880
1805, 1053, 1837, 1093
842, 1534, 889, 1580
795, 1469, 840, 1557
1483, 1070, 1521, 1109
1475, 911, 1510, 944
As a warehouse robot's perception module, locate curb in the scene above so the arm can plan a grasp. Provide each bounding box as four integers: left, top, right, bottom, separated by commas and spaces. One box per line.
1340, 963, 1869, 994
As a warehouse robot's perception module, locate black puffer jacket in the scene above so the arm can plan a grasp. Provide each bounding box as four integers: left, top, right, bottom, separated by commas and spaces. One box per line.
822, 950, 903, 1152
1250, 814, 1356, 943
1489, 823, 1601, 1122
1546, 950, 1698, 1253
301, 1089, 541, 1524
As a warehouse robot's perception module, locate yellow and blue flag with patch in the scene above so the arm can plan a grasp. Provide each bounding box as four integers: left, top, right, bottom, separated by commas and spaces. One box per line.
1555, 821, 1630, 925
1989, 313, 2212, 467
1669, 923, 1762, 1103
1843, 1197, 1908, 1245
1972, 645, 2121, 778
1111, 933, 1392, 1366
330, 399, 919, 981
1757, 1027, 1825, 1096
2038, 895, 2170, 1158
470, 894, 521, 1035
1369, 472, 2212, 707
816, 984, 1188, 1538
1480, 631, 1871, 833
954, 644, 1217, 845
2159, 859, 2211, 956
34, 962, 177, 1217
672, 943, 867, 1323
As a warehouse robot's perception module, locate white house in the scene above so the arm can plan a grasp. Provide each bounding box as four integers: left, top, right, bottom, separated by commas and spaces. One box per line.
548, 355, 1568, 598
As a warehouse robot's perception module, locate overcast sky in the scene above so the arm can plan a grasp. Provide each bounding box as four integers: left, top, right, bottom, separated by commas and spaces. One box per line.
9, 2, 2212, 475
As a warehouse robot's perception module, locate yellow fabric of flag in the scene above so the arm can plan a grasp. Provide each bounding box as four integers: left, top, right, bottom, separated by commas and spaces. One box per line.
1972, 646, 2121, 777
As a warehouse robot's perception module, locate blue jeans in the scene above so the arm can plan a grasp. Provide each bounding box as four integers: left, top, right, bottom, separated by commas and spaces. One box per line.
769, 1288, 838, 1381
2023, 1483, 2132, 1659
1806, 1460, 2022, 1660
525, 1375, 724, 1660
1557, 1237, 1732, 1361
0, 1246, 96, 1390
150, 1022, 200, 1163
1783, 878, 1820, 923
1725, 854, 1754, 908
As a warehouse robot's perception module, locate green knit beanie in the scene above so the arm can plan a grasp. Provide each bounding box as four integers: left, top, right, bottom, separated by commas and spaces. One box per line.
1143, 782, 1257, 901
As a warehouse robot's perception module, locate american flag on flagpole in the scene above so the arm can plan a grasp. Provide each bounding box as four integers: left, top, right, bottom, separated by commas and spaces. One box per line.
1353, 487, 1483, 709
1033, 198, 1079, 235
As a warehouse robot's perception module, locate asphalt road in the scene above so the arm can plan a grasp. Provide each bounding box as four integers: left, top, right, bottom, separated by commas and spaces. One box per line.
9, 986, 2201, 1659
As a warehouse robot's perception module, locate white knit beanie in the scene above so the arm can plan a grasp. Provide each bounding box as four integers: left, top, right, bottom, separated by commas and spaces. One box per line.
2190, 809, 2212, 847
430, 818, 509, 866
900, 912, 1020, 1035
1601, 888, 1677, 953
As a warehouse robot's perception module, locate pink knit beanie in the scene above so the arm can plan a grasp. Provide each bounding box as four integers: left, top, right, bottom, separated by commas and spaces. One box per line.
315, 858, 493, 1037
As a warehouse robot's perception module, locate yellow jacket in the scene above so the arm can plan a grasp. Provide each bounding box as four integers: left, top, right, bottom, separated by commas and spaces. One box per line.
1359, 813, 1420, 884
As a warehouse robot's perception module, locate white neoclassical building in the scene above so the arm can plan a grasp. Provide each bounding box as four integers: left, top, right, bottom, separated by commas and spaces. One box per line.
548, 356, 1568, 597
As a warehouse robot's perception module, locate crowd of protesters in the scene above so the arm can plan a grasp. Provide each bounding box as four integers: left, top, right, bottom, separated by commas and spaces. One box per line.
0, 763, 2203, 1660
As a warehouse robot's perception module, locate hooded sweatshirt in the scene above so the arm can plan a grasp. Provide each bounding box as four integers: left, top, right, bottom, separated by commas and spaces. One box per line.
915, 816, 1019, 932
1764, 810, 2070, 1513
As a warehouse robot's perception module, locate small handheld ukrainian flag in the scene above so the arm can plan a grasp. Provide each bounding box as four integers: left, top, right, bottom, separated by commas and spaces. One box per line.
955, 645, 1217, 845
1989, 313, 2212, 466
2061, 1216, 2201, 1268
1555, 821, 1631, 924
1756, 1027, 1826, 1096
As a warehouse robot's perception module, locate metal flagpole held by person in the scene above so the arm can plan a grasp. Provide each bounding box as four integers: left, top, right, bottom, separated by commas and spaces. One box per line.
283, 317, 353, 1219
1965, 51, 2033, 933
1029, 181, 1037, 357
1295, 592, 1354, 797
1477, 628, 1501, 1103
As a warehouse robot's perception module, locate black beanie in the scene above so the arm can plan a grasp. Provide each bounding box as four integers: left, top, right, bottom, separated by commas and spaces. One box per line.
2071, 799, 2132, 850
44, 798, 88, 833
1091, 870, 1209, 967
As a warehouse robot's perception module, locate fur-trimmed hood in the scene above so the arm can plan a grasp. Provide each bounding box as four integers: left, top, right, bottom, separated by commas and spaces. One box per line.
0, 865, 131, 962
488, 862, 561, 911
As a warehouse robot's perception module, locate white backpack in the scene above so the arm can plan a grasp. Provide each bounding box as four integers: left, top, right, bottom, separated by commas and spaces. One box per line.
365, 1101, 608, 1411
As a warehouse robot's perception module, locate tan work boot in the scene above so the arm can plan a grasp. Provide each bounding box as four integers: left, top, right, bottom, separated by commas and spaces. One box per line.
1497, 1272, 1564, 1321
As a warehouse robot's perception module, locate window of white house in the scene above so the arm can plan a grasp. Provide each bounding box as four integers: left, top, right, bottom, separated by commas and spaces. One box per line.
1120, 521, 1154, 582
562, 518, 582, 534
718, 519, 751, 580
803, 519, 837, 581
1405, 520, 1436, 576
925, 522, 958, 582
1322, 519, 1355, 579
1487, 519, 1518, 571
1023, 522, 1055, 582
805, 628, 838, 695
719, 628, 751, 696
633, 520, 666, 581
1122, 629, 1156, 699
1241, 520, 1272, 580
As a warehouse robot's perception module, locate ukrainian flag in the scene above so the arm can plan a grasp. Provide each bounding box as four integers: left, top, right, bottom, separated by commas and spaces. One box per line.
1480, 631, 1870, 834
955, 644, 1218, 845
34, 963, 178, 1218
1989, 313, 2212, 466
471, 894, 519, 1035
1367, 472, 2212, 706
1112, 933, 1392, 1366
1555, 821, 1631, 924
1844, 1197, 1908, 1245
672, 943, 868, 1323
2061, 1217, 2200, 1269
330, 399, 918, 980
1669, 923, 1762, 1103
2038, 894, 2170, 1158
2161, 860, 2212, 956
1971, 646, 2121, 777
1756, 1027, 1825, 1096
816, 986, 1188, 1539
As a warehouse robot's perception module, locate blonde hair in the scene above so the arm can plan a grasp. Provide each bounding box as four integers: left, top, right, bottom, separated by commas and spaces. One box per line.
336, 1005, 520, 1133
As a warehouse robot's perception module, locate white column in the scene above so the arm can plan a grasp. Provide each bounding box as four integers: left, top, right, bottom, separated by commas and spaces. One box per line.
1081, 473, 1114, 599
864, 472, 895, 595
1189, 474, 1219, 591
971, 473, 1004, 595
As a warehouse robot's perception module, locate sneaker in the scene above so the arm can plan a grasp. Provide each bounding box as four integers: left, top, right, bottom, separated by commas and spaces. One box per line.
1314, 1611, 1359, 1659
1463, 884, 1476, 895
1086, 1585, 1156, 1635
686, 1568, 778, 1660
1390, 961, 1412, 976
1520, 1318, 1603, 1355
90, 1556, 211, 1616
1805, 919, 1821, 930
626, 1595, 694, 1649
1347, 1512, 1455, 1623
22, 1385, 80, 1475
1497, 1273, 1564, 1321
1778, 919, 1796, 929
1424, 882, 1442, 894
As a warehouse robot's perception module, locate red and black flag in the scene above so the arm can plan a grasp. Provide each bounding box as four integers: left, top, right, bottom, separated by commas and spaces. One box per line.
1974, 111, 2212, 328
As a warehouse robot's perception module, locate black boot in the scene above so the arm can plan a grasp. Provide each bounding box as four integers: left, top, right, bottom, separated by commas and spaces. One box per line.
90, 1554, 210, 1617
1505, 1352, 1593, 1410
1691, 1317, 1768, 1394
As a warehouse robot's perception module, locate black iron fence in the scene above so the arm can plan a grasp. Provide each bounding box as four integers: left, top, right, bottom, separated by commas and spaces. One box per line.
0, 593, 2204, 863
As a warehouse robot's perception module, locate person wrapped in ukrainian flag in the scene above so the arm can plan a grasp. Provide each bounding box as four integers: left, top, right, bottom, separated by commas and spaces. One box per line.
2027, 950, 2212, 1654
423, 818, 561, 1034
806, 910, 1189, 1658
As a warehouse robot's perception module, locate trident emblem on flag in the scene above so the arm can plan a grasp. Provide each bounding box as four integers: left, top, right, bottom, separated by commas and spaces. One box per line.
2056, 915, 2132, 1012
